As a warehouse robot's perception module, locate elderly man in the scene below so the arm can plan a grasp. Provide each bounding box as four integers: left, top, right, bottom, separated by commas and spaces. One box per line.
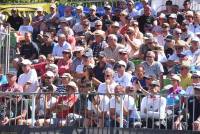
18, 59, 39, 93
103, 34, 124, 63
142, 51, 164, 87
140, 80, 166, 128
52, 33, 72, 59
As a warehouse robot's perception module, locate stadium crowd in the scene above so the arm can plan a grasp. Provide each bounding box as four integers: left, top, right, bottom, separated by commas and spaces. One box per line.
0, 0, 200, 131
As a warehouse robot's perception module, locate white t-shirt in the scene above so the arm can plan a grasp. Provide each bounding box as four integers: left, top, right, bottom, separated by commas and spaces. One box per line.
110, 95, 139, 119
87, 95, 110, 114
113, 72, 132, 87
18, 69, 39, 93
97, 82, 118, 94
140, 95, 166, 119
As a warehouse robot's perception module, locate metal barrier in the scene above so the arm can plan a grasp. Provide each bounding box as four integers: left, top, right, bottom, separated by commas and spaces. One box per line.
0, 26, 10, 74
0, 92, 199, 132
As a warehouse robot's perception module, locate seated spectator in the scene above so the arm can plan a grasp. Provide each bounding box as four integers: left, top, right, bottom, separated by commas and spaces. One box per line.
174, 83, 200, 131
186, 71, 200, 95
47, 81, 78, 126
52, 33, 72, 59
113, 60, 132, 87
97, 68, 117, 95
17, 17, 33, 39
141, 51, 164, 87
110, 85, 140, 127
56, 73, 73, 94
0, 89, 31, 125
6, 8, 23, 31
140, 80, 166, 128
18, 59, 39, 93
180, 62, 192, 90
39, 33, 54, 57
90, 30, 107, 58
117, 48, 135, 74
84, 94, 110, 127
57, 49, 72, 76
71, 46, 85, 73
0, 71, 22, 92
62, 27, 76, 50
93, 51, 112, 83
40, 71, 57, 92
103, 34, 124, 63
18, 32, 39, 60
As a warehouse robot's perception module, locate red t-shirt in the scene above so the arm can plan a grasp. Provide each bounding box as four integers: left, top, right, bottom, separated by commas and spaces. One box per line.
56, 95, 78, 119
33, 62, 47, 76
57, 59, 72, 75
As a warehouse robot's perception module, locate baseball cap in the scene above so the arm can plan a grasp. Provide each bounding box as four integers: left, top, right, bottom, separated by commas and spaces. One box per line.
151, 80, 160, 87
104, 5, 111, 10
45, 71, 55, 77
74, 46, 84, 52
36, 7, 43, 12
66, 81, 78, 92
171, 74, 181, 82
83, 51, 93, 58
90, 5, 97, 11
93, 30, 105, 37
119, 48, 128, 54
117, 60, 127, 68
111, 21, 120, 27
193, 83, 200, 90
191, 36, 200, 42
21, 59, 32, 65
62, 49, 72, 53
165, 35, 174, 41
98, 51, 106, 57
6, 71, 17, 76
50, 4, 56, 9
61, 73, 73, 80
192, 71, 200, 77
144, 33, 154, 40
169, 13, 177, 19
76, 5, 83, 11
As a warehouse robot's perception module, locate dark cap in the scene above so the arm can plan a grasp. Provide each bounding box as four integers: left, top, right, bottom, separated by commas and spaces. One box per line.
166, 0, 173, 6
98, 51, 106, 57
165, 35, 174, 41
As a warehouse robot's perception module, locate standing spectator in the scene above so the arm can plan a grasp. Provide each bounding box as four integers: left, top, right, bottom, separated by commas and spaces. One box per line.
18, 59, 39, 93
6, 8, 23, 30
19, 32, 39, 60
125, 0, 139, 19
140, 80, 166, 128
74, 6, 84, 24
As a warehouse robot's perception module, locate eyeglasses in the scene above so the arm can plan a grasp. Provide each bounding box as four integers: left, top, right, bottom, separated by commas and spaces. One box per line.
119, 52, 126, 55
175, 47, 183, 50
45, 76, 52, 79
95, 25, 102, 27
126, 31, 133, 35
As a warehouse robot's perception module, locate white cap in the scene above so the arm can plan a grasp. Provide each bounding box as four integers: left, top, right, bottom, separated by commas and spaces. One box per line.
171, 74, 181, 82
90, 5, 97, 11
169, 13, 177, 19
74, 46, 84, 52
45, 71, 55, 77
36, 7, 43, 12
21, 59, 32, 65
186, 11, 194, 17
117, 60, 127, 68
112, 21, 120, 27
46, 64, 58, 70
50, 4, 56, 9
191, 36, 200, 42
76, 5, 83, 11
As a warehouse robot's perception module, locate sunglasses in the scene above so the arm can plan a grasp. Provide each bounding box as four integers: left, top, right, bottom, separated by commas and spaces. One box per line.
119, 52, 126, 55
149, 84, 158, 88
175, 47, 183, 50
192, 76, 199, 79
45, 76, 52, 79
126, 31, 133, 35
105, 74, 111, 77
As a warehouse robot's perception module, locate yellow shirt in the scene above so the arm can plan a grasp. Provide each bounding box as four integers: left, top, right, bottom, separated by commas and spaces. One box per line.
180, 73, 192, 90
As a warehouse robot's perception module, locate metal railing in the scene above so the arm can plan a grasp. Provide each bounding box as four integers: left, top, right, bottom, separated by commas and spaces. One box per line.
0, 26, 11, 74
0, 92, 199, 131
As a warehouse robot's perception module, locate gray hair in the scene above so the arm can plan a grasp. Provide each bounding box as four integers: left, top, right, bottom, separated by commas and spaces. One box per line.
108, 34, 118, 42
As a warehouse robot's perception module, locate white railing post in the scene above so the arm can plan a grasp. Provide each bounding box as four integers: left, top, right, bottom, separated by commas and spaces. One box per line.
31, 94, 36, 127
120, 95, 124, 128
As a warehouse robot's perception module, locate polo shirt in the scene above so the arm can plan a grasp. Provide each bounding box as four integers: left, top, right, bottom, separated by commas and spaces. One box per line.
52, 41, 72, 57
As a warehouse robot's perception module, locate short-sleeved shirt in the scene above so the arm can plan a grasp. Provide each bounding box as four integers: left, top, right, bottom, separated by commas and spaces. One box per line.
142, 61, 164, 79
52, 42, 72, 57
113, 72, 132, 87
103, 45, 124, 62
110, 95, 139, 119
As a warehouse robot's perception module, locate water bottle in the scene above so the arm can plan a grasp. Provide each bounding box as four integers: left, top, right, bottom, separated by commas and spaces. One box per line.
51, 113, 57, 126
